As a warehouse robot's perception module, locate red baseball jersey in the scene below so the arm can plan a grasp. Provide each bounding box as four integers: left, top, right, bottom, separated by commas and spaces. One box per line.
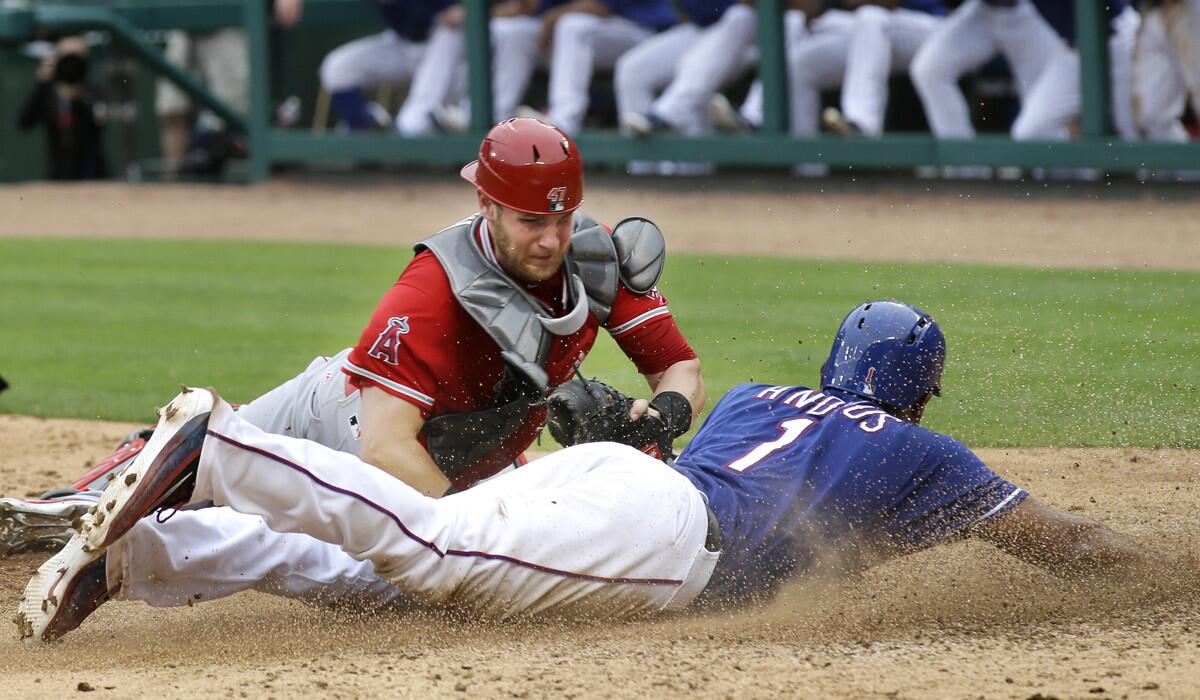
345, 218, 697, 488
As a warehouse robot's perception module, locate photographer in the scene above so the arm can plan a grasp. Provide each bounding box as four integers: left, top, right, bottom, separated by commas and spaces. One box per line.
17, 36, 109, 181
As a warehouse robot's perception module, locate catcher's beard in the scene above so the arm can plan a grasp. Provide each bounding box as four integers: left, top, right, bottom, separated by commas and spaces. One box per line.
486, 206, 571, 284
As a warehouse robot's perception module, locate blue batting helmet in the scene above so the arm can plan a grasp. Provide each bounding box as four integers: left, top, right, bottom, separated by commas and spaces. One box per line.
820, 300, 945, 412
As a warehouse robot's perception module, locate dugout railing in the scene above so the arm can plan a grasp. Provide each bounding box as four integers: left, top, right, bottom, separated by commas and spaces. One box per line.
1, 0, 1197, 182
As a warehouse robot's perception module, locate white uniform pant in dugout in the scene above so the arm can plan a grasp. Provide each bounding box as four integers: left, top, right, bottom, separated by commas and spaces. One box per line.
1134, 0, 1200, 140
108, 401, 718, 618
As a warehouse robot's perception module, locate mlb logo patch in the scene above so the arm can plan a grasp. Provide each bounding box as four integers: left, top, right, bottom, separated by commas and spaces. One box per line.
546, 187, 567, 212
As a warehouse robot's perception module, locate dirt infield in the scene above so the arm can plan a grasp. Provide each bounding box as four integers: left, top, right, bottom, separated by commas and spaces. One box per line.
1, 179, 1197, 698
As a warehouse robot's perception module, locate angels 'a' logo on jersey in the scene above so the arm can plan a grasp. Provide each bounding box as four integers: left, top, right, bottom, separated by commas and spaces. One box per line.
546, 187, 567, 212
367, 316, 410, 366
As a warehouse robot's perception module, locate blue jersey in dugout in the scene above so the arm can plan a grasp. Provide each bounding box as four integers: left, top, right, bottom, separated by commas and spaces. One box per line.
372, 0, 451, 43
672, 383, 1027, 602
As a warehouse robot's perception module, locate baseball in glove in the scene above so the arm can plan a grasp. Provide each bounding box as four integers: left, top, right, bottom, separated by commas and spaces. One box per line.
546, 378, 692, 460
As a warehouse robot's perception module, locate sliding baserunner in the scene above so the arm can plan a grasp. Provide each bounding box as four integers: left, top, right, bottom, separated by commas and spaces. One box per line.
18, 300, 1167, 642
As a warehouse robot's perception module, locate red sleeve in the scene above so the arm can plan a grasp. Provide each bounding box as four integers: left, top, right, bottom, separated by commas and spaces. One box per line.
344, 252, 462, 416
604, 285, 697, 375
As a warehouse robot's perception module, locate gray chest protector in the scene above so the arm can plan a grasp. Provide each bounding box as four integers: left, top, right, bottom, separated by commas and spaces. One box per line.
414, 213, 666, 477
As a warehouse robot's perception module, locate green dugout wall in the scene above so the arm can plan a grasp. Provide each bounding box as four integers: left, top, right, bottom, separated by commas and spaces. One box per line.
1, 0, 1197, 182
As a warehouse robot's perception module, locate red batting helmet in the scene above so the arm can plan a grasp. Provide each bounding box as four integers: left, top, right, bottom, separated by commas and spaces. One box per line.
461, 118, 584, 215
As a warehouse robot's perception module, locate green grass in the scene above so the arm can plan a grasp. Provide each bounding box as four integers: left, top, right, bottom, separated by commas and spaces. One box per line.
2, 239, 1197, 448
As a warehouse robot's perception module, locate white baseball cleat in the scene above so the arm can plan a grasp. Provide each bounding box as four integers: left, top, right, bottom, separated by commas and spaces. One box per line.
0, 496, 95, 557
79, 386, 214, 554
15, 386, 214, 644
15, 535, 114, 644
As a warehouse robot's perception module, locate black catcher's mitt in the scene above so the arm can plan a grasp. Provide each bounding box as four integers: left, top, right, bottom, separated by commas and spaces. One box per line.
546, 378, 692, 460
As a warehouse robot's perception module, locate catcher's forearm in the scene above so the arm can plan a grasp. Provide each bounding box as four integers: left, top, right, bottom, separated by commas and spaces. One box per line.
359, 386, 453, 498
361, 436, 453, 499
645, 358, 706, 423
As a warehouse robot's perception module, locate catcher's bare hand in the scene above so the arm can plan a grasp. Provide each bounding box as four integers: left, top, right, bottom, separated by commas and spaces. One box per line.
627, 398, 655, 422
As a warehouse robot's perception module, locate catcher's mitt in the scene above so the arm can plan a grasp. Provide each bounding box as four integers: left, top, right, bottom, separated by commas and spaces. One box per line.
546, 378, 691, 460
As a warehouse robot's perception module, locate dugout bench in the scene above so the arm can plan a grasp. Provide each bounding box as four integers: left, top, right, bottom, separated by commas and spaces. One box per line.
1, 0, 1197, 182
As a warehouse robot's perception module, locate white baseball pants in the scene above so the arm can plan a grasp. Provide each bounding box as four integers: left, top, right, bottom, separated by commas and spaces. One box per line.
395, 16, 551, 134
1134, 0, 1200, 140
318, 30, 426, 94
783, 7, 939, 137
110, 400, 718, 619
910, 0, 1068, 138
545, 13, 653, 134
737, 10, 821, 133
652, 5, 762, 135
490, 15, 544, 121
614, 22, 703, 128
156, 29, 249, 117
840, 7, 942, 136
395, 24, 468, 135
66, 351, 364, 503
779, 10, 856, 137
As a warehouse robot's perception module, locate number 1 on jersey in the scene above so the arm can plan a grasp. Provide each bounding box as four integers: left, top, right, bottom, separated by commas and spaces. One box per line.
725, 418, 816, 473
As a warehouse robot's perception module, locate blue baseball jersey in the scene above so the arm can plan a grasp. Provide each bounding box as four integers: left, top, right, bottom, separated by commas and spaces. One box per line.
672, 384, 1027, 602
678, 0, 737, 27
903, 0, 947, 16
604, 0, 677, 30
372, 0, 451, 43
536, 0, 676, 29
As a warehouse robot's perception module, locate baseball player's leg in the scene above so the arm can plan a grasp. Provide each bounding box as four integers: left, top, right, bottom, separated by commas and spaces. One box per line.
490, 15, 542, 121
585, 18, 653, 81
652, 4, 759, 134
1009, 46, 1078, 140
842, 8, 941, 136
735, 9, 808, 131
1109, 7, 1141, 141
739, 80, 763, 129
614, 23, 700, 130
108, 507, 406, 609
0, 352, 361, 559
196, 399, 716, 617
195, 29, 250, 116
989, 0, 1066, 102
396, 24, 464, 136
546, 14, 650, 134
319, 31, 423, 129
1163, 0, 1200, 117
787, 29, 852, 137
156, 31, 195, 171
839, 6, 895, 136
155, 31, 193, 117
910, 0, 995, 138
615, 24, 701, 174
1134, 7, 1190, 140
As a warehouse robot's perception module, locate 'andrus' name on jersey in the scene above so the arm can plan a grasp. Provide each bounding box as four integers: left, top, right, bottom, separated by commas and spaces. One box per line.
749, 385, 898, 432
